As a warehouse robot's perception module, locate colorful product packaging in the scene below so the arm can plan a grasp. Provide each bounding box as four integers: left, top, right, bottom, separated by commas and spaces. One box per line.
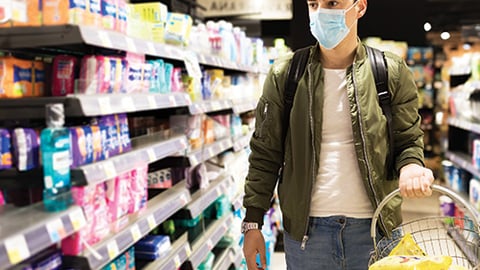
10, 0, 42, 26
88, 0, 102, 27
51, 55, 78, 96
101, 0, 116, 30
0, 129, 12, 170
128, 3, 168, 43
69, 127, 87, 168
33, 60, 45, 97
142, 62, 152, 92
0, 56, 33, 98
106, 173, 130, 232
90, 125, 103, 162
99, 115, 119, 158
115, 0, 127, 34
125, 61, 143, 93
43, 0, 87, 25
148, 168, 172, 189
164, 12, 193, 46
79, 55, 112, 94
116, 113, 131, 153
129, 164, 148, 214
12, 128, 39, 171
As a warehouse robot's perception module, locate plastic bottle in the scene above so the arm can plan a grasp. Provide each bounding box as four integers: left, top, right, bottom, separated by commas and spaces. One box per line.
40, 103, 72, 212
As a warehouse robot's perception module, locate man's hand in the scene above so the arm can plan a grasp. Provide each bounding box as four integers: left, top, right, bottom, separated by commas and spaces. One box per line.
243, 229, 267, 270
399, 163, 435, 198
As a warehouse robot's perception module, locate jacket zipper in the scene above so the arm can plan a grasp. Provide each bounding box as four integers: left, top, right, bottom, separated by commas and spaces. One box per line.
258, 102, 269, 138
351, 64, 388, 232
301, 63, 316, 250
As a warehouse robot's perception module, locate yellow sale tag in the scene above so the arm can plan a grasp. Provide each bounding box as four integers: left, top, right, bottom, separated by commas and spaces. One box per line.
107, 241, 119, 260
4, 235, 30, 265
147, 215, 156, 230
131, 224, 142, 242
69, 208, 87, 231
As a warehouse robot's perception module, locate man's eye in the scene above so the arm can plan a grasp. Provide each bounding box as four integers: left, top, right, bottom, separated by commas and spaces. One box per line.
327, 1, 339, 8
308, 3, 319, 9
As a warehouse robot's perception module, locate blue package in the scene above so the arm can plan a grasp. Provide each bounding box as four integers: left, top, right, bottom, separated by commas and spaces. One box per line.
134, 235, 171, 253
116, 114, 131, 153
164, 63, 173, 93
134, 250, 169, 261
12, 128, 40, 171
69, 127, 86, 168
83, 126, 94, 164
0, 129, 12, 170
99, 115, 119, 158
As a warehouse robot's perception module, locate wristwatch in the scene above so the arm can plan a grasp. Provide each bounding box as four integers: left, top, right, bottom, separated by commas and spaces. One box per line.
241, 222, 259, 234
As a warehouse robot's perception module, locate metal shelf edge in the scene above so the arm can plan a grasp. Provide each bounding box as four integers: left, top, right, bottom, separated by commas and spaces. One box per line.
186, 175, 233, 218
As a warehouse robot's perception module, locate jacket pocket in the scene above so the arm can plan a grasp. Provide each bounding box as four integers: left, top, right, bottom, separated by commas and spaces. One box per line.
253, 97, 270, 140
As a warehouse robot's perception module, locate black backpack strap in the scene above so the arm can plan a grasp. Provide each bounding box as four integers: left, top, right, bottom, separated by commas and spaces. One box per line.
282, 47, 310, 145
366, 45, 395, 179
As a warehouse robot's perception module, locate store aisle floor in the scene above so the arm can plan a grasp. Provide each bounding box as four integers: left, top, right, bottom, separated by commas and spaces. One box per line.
269, 193, 441, 269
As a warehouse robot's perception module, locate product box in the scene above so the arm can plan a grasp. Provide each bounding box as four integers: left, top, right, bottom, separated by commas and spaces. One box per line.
128, 3, 168, 43
0, 56, 34, 98
164, 12, 192, 46
470, 178, 480, 211
0, 129, 12, 170
11, 0, 42, 27
43, 0, 87, 25
12, 128, 40, 171
148, 168, 172, 188
87, 0, 102, 27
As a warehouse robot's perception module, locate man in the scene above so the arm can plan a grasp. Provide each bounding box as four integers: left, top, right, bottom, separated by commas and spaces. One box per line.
242, 0, 435, 269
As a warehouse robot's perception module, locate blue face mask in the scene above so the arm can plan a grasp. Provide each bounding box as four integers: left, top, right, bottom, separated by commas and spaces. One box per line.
309, 2, 358, 50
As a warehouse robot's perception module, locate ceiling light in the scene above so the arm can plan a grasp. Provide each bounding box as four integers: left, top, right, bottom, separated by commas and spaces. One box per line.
441, 31, 451, 40
424, 22, 432, 32
463, 43, 472, 50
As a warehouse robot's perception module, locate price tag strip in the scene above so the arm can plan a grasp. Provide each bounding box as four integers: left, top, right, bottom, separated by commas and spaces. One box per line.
46, 219, 67, 243
131, 224, 142, 243
4, 235, 30, 265
107, 240, 120, 260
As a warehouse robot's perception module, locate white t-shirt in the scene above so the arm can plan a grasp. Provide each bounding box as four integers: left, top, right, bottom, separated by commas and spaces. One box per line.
309, 68, 373, 218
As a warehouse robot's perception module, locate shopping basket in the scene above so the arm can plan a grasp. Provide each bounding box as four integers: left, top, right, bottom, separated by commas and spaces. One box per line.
369, 184, 480, 269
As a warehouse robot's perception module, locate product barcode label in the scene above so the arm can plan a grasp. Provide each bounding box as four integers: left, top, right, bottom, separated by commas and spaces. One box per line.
147, 215, 156, 230
147, 149, 156, 162
131, 224, 142, 242
107, 241, 119, 260
46, 219, 67, 243
174, 255, 181, 268
185, 245, 192, 257
103, 161, 116, 179
69, 208, 87, 231
4, 235, 30, 265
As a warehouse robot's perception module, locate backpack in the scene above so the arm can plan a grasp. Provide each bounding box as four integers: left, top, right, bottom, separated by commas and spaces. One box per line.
282, 45, 394, 179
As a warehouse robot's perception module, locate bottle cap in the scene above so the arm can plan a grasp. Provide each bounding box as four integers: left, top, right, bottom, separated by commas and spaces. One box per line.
46, 103, 65, 127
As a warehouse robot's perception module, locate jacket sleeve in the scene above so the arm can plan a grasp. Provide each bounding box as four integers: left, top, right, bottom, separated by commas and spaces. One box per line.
388, 54, 425, 173
243, 59, 290, 225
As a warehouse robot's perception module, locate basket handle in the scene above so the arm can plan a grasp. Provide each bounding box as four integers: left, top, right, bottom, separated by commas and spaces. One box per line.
370, 184, 480, 244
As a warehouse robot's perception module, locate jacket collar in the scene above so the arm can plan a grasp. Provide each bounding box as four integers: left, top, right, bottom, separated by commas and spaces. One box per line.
308, 37, 368, 67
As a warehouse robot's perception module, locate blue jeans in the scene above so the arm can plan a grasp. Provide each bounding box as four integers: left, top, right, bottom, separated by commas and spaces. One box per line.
284, 216, 374, 270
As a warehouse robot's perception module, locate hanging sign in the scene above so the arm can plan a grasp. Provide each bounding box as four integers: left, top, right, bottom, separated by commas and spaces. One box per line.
198, 0, 292, 20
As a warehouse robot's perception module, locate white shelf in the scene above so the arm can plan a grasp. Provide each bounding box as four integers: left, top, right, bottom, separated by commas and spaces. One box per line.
0, 205, 86, 269
231, 98, 258, 114
185, 137, 233, 167
189, 214, 234, 269
71, 181, 191, 269
445, 151, 480, 179
448, 117, 480, 134
71, 133, 188, 186
189, 100, 233, 115
185, 174, 233, 218
142, 233, 191, 270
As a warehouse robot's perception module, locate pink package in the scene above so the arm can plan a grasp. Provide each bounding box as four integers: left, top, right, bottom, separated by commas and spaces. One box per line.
51, 55, 78, 96
129, 164, 148, 214
142, 63, 152, 93
106, 173, 130, 232
125, 61, 143, 93
78, 55, 111, 94
62, 183, 110, 255
115, 0, 127, 34
98, 56, 111, 94
0, 190, 5, 205
171, 67, 184, 92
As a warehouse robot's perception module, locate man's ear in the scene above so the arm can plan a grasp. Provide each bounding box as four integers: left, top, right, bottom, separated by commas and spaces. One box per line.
357, 0, 367, 19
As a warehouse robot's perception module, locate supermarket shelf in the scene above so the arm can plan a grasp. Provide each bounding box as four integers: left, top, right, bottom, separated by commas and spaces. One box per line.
232, 132, 252, 152
71, 133, 188, 186
189, 214, 234, 269
0, 25, 260, 74
68, 181, 191, 270
231, 98, 258, 114
445, 151, 480, 179
212, 247, 232, 270
0, 205, 86, 269
0, 93, 191, 120
232, 247, 244, 268
189, 99, 232, 115
142, 233, 191, 270
448, 117, 480, 134
185, 137, 233, 167
185, 174, 233, 218
232, 193, 244, 211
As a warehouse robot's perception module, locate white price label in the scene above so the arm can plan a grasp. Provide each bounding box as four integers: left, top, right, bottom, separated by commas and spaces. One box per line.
125, 37, 137, 52
147, 42, 157, 55
174, 255, 181, 268
169, 95, 176, 106
4, 235, 30, 265
147, 96, 156, 108
107, 241, 120, 260
207, 147, 215, 158
103, 161, 116, 179
216, 187, 222, 197
147, 149, 156, 162
98, 31, 113, 48
212, 101, 221, 111
147, 215, 156, 230
190, 155, 199, 166
69, 208, 87, 231
98, 97, 112, 115
185, 245, 192, 257
206, 239, 214, 249
46, 219, 67, 243
183, 51, 203, 79
180, 194, 188, 204
131, 224, 142, 242
121, 96, 135, 111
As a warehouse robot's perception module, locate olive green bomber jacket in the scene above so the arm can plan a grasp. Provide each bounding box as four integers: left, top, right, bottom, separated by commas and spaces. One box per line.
243, 42, 425, 242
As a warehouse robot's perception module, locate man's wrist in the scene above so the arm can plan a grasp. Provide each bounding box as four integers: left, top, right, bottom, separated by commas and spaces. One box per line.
241, 221, 259, 234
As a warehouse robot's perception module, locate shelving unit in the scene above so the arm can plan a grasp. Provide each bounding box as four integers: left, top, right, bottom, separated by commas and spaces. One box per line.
0, 205, 86, 269
188, 214, 234, 269
0, 23, 256, 269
